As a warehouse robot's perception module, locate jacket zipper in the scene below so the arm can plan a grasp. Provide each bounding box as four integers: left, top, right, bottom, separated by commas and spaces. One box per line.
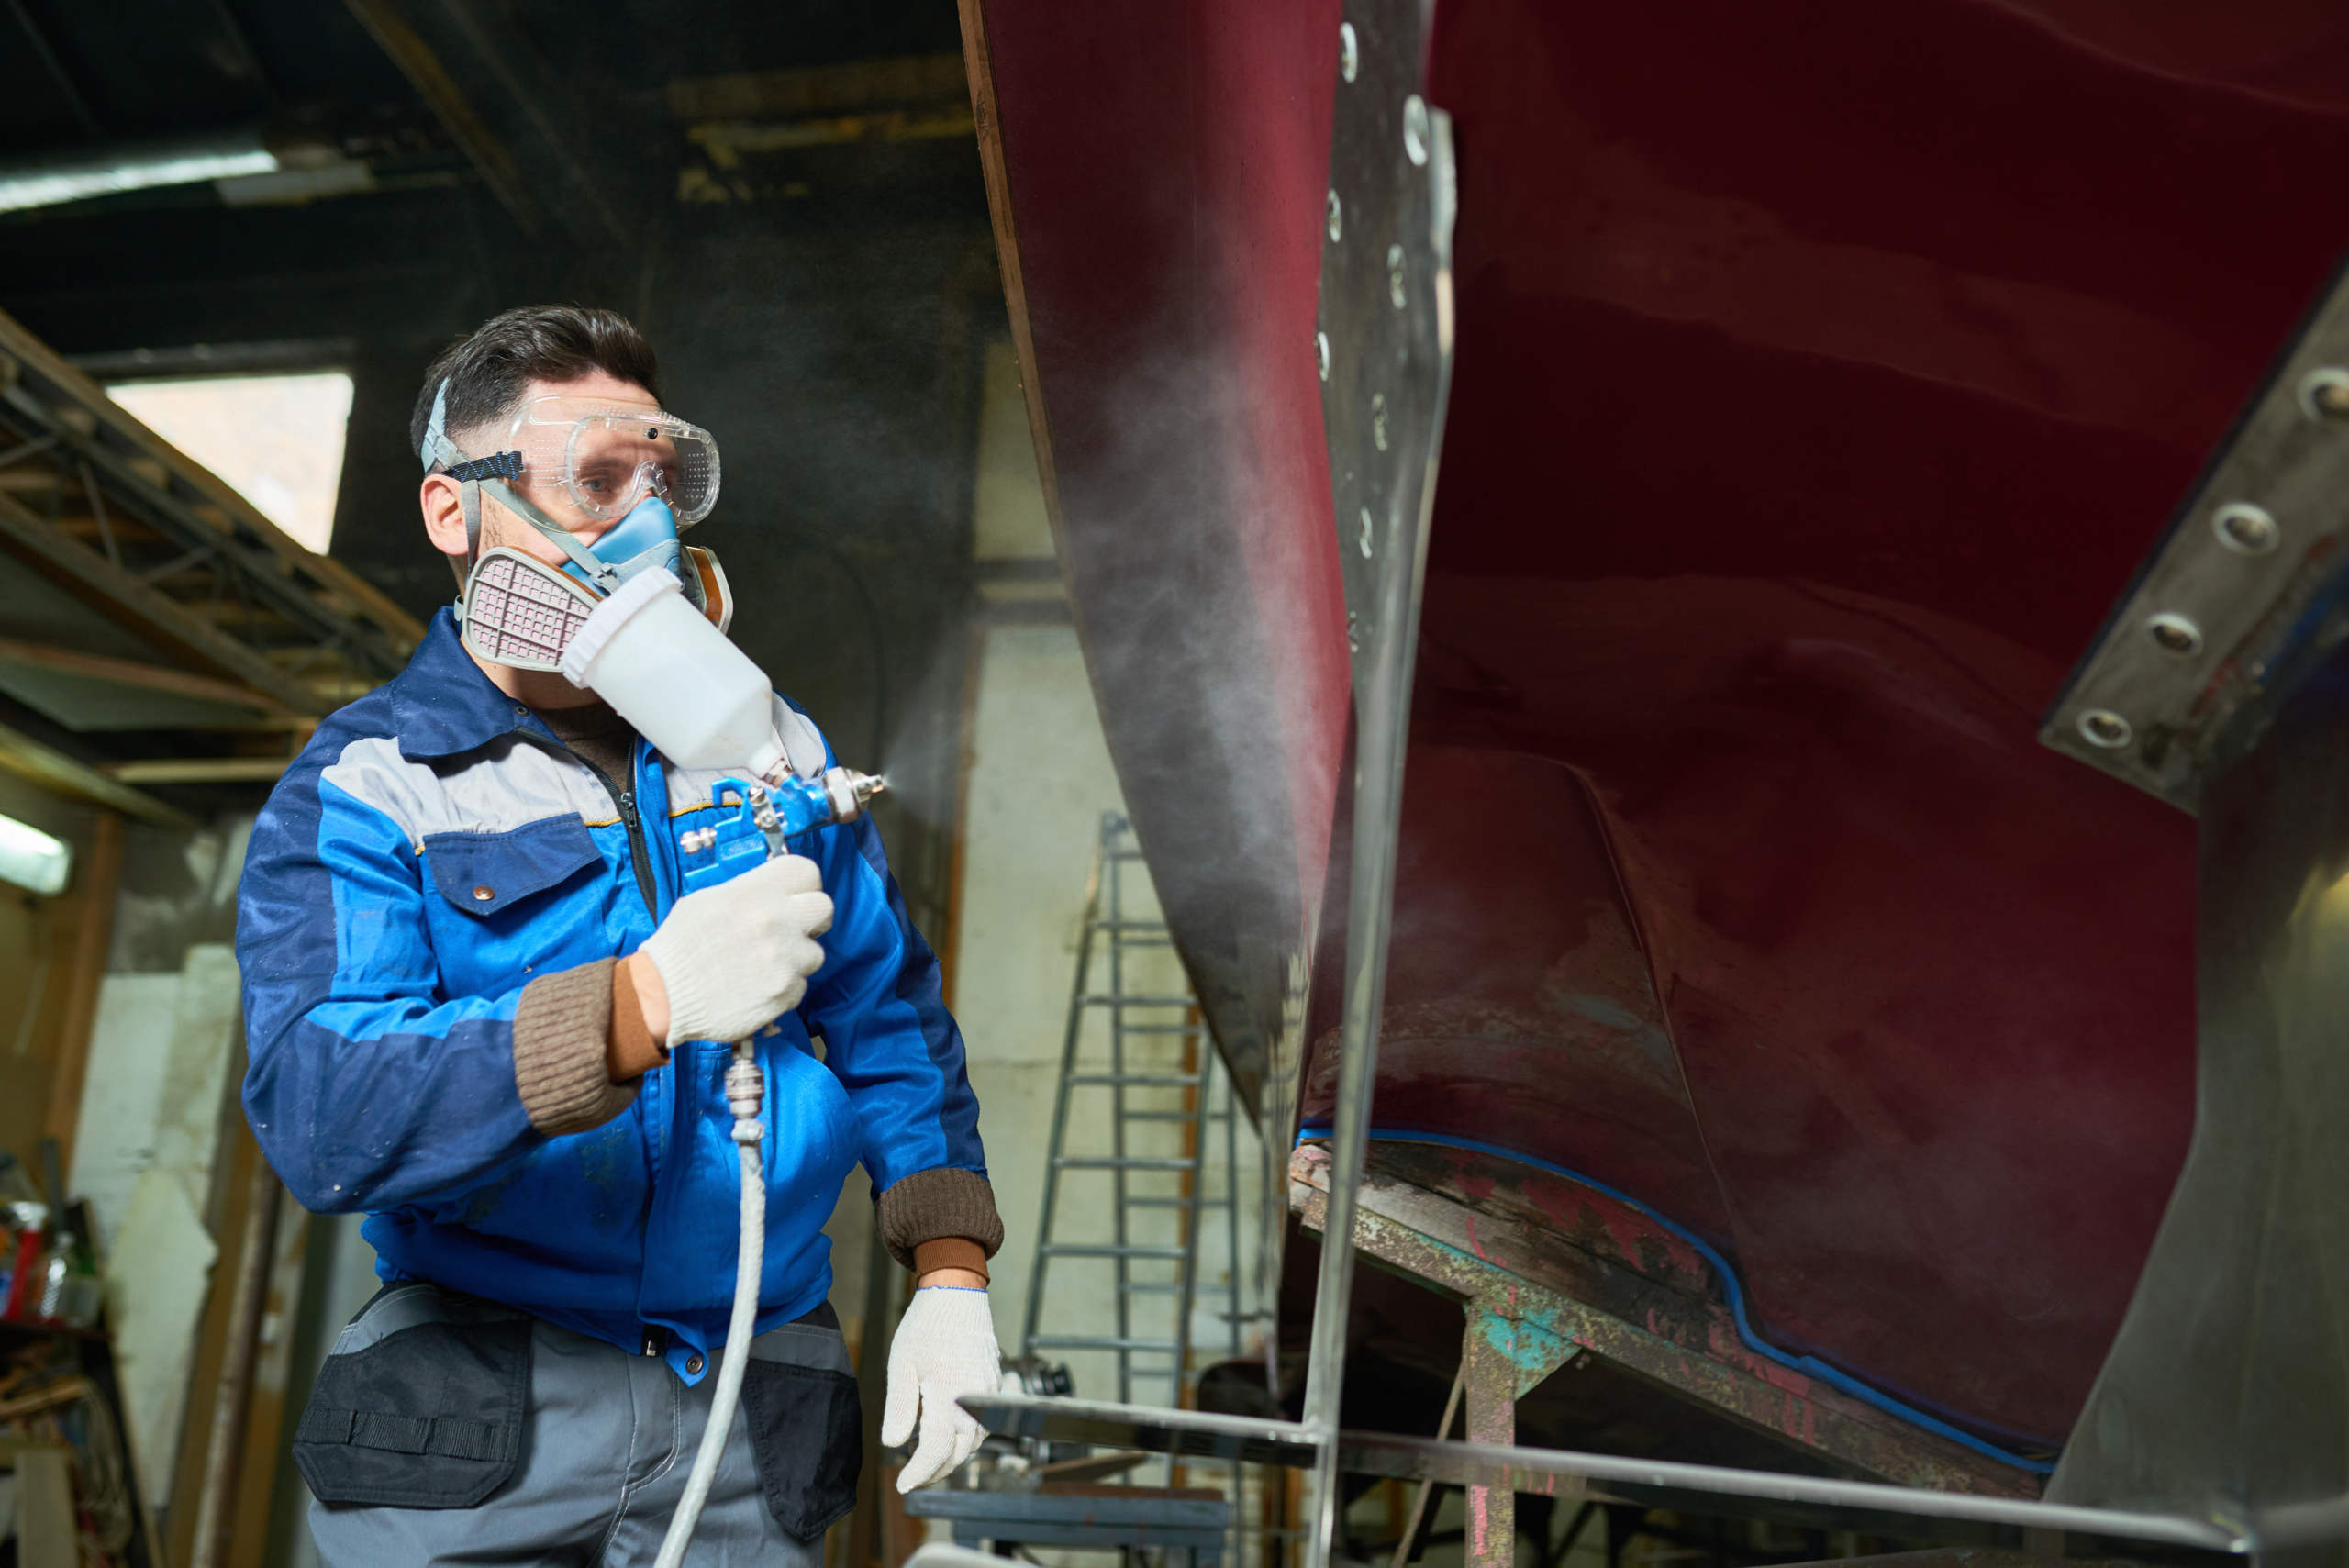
564, 747, 658, 922
545, 738, 670, 1189
615, 784, 656, 922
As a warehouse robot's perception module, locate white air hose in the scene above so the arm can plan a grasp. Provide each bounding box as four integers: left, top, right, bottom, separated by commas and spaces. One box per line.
653, 1041, 766, 1568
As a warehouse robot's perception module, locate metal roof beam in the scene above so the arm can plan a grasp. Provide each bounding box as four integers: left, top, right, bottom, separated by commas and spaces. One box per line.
0, 307, 419, 652
106, 757, 291, 784
205, 0, 281, 109
341, 0, 540, 239
0, 305, 419, 717
3, 0, 103, 140
0, 490, 336, 717
0, 634, 298, 721
342, 0, 630, 251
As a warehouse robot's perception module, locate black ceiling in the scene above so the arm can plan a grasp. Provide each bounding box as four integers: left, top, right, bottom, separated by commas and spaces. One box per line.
0, 0, 962, 153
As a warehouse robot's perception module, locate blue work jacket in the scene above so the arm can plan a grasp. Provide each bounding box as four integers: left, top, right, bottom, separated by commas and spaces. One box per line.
238, 610, 985, 1383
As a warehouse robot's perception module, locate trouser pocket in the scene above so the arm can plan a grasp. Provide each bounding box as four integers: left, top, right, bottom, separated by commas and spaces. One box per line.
740, 1301, 863, 1540
292, 1282, 531, 1508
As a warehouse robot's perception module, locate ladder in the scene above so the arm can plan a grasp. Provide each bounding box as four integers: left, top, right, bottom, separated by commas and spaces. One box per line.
1023, 812, 1245, 1407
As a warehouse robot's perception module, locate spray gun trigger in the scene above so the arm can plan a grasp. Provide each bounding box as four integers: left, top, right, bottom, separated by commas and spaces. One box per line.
679, 772, 870, 895
678, 784, 770, 895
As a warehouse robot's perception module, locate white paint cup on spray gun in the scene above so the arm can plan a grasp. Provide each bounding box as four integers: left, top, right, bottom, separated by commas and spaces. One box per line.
559, 569, 791, 782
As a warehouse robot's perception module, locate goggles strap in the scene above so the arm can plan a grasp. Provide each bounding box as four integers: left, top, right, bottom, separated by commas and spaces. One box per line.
461, 479, 482, 566
481, 476, 622, 591
420, 392, 499, 579
446, 450, 523, 484
419, 384, 627, 593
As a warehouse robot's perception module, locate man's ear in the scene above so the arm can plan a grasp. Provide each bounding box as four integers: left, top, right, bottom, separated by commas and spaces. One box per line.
421, 473, 469, 559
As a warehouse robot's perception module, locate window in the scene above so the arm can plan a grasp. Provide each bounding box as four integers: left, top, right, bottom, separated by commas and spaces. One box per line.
106, 372, 356, 555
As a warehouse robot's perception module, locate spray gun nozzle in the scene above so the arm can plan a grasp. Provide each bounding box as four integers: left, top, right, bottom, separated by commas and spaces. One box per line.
820, 767, 884, 827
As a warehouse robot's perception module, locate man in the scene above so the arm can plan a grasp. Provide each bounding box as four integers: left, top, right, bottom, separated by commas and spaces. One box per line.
238, 305, 1003, 1565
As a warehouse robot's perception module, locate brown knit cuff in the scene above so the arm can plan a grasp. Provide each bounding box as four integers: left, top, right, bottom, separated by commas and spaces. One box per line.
514, 959, 640, 1136
611, 956, 663, 1065
912, 1237, 989, 1284
877, 1167, 1004, 1270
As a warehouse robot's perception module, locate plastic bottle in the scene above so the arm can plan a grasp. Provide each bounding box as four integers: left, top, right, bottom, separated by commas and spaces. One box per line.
559, 568, 787, 781
37, 1224, 100, 1327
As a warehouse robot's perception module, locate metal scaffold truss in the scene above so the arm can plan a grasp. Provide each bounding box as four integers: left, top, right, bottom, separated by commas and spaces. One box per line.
0, 306, 422, 718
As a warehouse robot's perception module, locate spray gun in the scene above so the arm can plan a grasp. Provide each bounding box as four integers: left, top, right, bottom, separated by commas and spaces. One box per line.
555, 567, 880, 1568
678, 769, 885, 895
554, 564, 887, 897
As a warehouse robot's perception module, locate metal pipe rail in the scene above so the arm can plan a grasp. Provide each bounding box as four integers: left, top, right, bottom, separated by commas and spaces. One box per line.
959, 1396, 2251, 1568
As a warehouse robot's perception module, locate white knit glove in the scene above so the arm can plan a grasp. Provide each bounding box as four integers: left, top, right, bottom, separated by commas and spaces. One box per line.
637, 854, 832, 1046
882, 1286, 1000, 1491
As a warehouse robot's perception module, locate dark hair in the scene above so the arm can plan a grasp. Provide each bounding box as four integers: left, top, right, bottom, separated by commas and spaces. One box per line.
409, 305, 662, 462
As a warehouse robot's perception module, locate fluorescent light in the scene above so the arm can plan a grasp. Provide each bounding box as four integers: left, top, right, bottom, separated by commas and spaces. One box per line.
0, 137, 279, 216
0, 814, 71, 896
217, 161, 373, 207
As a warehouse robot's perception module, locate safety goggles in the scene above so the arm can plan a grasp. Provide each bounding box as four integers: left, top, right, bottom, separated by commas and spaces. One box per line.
487, 395, 721, 528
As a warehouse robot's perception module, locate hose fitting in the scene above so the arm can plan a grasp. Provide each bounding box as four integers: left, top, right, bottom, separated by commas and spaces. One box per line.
725, 1048, 764, 1144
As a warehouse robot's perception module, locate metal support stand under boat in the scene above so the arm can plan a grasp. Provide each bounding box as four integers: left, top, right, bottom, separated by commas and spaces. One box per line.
1299, 0, 1458, 1561
2038, 236, 2349, 1554
1288, 1142, 2043, 1549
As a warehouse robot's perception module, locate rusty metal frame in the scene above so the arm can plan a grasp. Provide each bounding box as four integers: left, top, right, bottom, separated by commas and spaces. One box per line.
1287, 1149, 2035, 1503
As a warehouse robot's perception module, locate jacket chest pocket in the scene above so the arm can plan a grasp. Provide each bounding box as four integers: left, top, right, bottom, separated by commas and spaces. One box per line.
419, 817, 608, 991
422, 816, 602, 917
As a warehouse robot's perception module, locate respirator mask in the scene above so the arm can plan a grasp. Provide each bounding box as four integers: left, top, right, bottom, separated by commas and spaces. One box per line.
420, 381, 738, 672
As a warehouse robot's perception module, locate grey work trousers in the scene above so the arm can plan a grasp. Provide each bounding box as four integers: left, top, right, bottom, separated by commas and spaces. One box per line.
301, 1283, 856, 1567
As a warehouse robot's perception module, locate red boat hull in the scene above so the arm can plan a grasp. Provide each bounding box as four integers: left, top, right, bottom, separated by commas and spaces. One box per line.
970, 0, 2349, 1451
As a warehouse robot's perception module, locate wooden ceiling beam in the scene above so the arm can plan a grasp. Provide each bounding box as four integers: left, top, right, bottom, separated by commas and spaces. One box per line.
0, 720, 191, 827
0, 489, 335, 717
0, 634, 295, 717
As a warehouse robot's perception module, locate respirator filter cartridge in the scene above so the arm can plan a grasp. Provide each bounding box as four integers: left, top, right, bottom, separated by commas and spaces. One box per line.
457, 547, 604, 673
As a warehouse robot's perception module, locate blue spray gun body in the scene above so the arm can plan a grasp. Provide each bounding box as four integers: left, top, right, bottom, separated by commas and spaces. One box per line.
676, 769, 883, 895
